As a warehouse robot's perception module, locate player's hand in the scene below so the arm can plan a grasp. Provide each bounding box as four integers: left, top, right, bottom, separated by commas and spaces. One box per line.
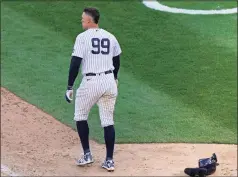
65, 87, 73, 103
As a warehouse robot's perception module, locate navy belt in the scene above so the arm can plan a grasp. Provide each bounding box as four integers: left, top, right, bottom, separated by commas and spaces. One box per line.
85, 70, 112, 76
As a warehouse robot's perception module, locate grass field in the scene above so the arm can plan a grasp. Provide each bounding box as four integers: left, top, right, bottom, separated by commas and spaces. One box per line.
1, 1, 237, 144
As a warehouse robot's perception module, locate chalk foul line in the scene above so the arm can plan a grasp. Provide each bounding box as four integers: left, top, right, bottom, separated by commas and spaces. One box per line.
142, 0, 237, 15
1, 164, 21, 176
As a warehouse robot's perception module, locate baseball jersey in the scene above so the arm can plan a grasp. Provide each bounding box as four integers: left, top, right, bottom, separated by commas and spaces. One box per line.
72, 28, 122, 75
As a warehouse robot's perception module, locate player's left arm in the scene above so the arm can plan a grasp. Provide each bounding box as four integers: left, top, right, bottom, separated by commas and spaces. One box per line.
65, 35, 84, 103
65, 56, 82, 103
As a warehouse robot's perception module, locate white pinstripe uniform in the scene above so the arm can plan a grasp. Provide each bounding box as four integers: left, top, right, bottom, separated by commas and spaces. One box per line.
72, 28, 122, 127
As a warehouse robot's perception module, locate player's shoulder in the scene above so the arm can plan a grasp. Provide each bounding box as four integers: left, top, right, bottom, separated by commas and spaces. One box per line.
76, 29, 99, 41
100, 29, 117, 39
75, 31, 87, 40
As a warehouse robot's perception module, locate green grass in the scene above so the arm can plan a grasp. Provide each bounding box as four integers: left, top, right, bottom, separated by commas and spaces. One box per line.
160, 1, 237, 10
1, 1, 237, 144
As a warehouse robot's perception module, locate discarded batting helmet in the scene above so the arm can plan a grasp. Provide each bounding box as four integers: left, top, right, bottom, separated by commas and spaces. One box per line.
184, 153, 219, 177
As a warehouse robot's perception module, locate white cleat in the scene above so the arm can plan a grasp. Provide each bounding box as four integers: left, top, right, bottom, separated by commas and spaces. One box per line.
102, 159, 115, 172
76, 152, 94, 166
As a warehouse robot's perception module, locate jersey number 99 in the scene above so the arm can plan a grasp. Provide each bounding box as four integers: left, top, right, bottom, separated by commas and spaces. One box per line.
91, 38, 110, 55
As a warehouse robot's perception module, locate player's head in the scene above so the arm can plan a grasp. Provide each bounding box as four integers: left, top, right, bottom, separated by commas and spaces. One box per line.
82, 7, 100, 30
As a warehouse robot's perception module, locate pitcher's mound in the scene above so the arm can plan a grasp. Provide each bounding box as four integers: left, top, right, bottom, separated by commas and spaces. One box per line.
1, 88, 237, 176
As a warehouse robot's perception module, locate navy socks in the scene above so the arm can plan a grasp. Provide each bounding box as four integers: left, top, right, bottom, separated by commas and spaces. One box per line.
104, 125, 115, 160
76, 121, 115, 160
76, 121, 90, 154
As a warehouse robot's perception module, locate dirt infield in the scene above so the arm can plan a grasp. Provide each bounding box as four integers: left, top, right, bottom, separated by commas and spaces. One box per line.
1, 87, 237, 176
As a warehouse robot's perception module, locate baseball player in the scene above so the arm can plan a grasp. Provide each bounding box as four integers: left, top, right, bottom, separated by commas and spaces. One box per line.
65, 7, 121, 172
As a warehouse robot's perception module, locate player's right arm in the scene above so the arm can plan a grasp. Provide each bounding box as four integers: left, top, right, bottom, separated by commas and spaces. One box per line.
112, 55, 120, 80
112, 37, 122, 80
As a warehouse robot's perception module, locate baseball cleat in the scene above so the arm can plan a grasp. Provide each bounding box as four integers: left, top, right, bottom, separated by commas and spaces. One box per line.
102, 159, 115, 172
76, 152, 94, 166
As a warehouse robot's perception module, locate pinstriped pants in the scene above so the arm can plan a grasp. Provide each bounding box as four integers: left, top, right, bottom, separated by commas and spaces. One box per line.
74, 72, 118, 127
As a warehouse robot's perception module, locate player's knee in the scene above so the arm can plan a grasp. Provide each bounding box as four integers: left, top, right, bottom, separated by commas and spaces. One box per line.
101, 119, 114, 128
74, 114, 88, 121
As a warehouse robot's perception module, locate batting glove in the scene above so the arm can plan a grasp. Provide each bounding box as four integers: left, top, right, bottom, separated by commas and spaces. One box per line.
65, 86, 73, 103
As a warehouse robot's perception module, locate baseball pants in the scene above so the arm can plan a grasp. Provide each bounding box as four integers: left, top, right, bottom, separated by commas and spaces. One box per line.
74, 72, 118, 127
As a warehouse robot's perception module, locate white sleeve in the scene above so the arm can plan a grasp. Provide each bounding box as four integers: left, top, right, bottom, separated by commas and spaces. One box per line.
72, 35, 85, 58
113, 37, 122, 57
